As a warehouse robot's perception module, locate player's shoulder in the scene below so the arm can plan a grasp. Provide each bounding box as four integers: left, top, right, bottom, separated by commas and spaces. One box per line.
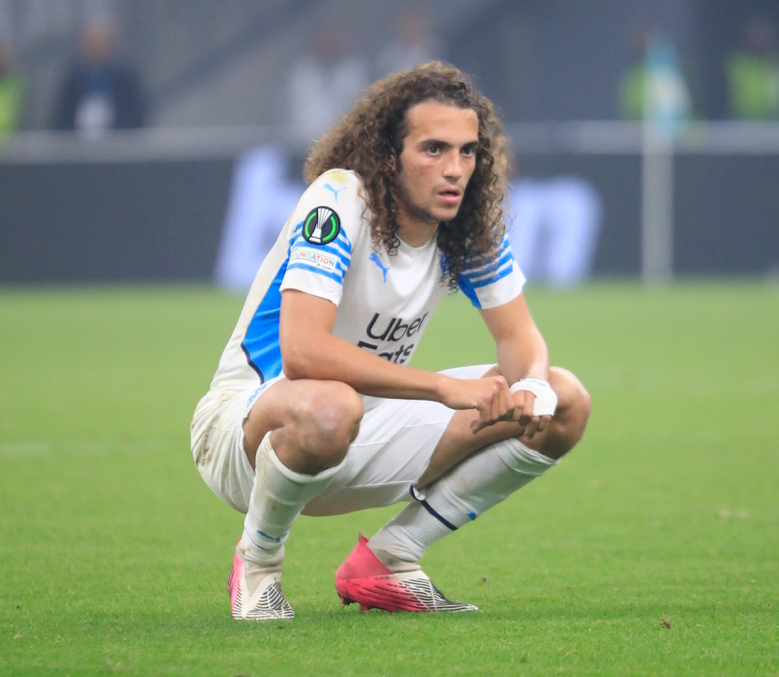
307, 168, 365, 202
301, 169, 368, 237
288, 169, 369, 250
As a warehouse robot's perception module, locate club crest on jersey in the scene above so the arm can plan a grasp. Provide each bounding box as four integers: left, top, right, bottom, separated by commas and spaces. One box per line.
303, 206, 341, 245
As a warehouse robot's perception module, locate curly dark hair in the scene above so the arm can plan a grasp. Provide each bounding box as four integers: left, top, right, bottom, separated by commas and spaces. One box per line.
304, 61, 508, 291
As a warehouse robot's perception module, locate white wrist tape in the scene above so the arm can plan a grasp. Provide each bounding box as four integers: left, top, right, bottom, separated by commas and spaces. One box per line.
510, 378, 558, 416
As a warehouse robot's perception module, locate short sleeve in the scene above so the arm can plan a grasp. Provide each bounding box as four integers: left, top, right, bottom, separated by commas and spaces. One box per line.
457, 234, 526, 310
279, 170, 363, 306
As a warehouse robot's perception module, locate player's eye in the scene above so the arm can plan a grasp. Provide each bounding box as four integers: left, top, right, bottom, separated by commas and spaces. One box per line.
462, 144, 477, 157
426, 143, 441, 155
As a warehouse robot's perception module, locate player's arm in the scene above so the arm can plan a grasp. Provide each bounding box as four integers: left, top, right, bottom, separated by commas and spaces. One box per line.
279, 289, 512, 423
479, 293, 553, 438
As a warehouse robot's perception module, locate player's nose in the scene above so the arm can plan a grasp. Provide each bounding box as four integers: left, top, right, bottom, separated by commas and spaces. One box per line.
443, 151, 464, 179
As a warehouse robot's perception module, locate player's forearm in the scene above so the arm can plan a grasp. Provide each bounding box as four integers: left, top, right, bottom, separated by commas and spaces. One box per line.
495, 325, 549, 385
282, 333, 450, 401
480, 294, 549, 385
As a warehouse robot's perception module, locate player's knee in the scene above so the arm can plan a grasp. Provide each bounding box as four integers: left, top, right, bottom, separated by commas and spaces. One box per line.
295, 381, 363, 467
554, 367, 592, 449
541, 367, 591, 459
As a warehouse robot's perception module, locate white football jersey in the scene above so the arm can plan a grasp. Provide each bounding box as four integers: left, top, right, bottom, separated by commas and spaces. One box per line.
205, 169, 525, 397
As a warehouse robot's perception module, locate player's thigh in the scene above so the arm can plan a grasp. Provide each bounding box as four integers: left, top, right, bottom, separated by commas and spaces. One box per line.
302, 365, 495, 516
191, 387, 263, 514
300, 398, 452, 515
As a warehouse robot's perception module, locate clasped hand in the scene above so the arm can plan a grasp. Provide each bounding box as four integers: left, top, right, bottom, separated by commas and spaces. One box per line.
441, 375, 552, 439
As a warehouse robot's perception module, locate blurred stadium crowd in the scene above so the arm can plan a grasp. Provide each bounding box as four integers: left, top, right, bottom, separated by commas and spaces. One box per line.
2, 0, 778, 136
1, 0, 778, 286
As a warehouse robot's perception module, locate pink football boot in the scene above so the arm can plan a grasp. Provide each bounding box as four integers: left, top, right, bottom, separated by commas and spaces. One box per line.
335, 534, 477, 613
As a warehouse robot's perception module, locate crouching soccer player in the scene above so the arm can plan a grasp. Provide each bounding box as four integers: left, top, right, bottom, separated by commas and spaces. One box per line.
190, 61, 591, 619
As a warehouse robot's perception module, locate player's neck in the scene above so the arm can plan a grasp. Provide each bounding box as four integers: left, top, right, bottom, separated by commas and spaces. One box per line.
396, 213, 439, 248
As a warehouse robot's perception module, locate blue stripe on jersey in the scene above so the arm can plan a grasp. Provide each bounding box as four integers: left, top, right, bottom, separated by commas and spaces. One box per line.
466, 239, 512, 282
290, 219, 353, 260
289, 240, 351, 270
458, 274, 481, 308
287, 219, 352, 283
286, 260, 344, 284
469, 259, 514, 289
241, 218, 353, 379
241, 259, 288, 382
457, 236, 515, 308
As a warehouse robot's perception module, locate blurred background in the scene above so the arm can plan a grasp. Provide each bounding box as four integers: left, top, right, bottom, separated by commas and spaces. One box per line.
1, 0, 778, 289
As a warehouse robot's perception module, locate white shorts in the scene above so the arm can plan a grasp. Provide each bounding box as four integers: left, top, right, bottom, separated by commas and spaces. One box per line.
190, 365, 493, 515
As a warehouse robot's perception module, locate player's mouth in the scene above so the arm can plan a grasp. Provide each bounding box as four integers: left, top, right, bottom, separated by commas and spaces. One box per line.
437, 187, 462, 205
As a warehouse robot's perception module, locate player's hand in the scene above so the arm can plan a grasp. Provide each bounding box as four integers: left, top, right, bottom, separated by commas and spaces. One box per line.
509, 388, 552, 440
438, 375, 514, 433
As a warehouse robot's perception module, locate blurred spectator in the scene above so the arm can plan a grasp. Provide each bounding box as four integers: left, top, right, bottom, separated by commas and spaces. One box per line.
285, 20, 369, 145
51, 20, 146, 137
375, 6, 444, 78
506, 176, 603, 288
726, 13, 779, 120
618, 25, 697, 128
0, 41, 25, 140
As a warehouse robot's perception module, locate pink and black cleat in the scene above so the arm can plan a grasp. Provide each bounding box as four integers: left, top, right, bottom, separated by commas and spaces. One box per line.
334, 533, 478, 613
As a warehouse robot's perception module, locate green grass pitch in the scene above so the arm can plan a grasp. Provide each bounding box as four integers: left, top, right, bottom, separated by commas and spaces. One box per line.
1, 281, 778, 676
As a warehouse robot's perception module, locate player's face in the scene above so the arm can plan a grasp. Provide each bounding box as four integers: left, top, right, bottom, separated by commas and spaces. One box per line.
395, 101, 479, 244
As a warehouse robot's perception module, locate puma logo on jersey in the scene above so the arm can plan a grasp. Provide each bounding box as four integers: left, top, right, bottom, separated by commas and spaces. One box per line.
324, 183, 347, 202
369, 252, 390, 283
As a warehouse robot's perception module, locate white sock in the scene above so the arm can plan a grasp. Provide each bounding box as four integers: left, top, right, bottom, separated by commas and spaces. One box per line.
241, 431, 343, 565
369, 438, 558, 563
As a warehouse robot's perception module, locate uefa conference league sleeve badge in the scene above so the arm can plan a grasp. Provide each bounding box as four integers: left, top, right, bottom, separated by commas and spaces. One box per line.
302, 207, 341, 246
